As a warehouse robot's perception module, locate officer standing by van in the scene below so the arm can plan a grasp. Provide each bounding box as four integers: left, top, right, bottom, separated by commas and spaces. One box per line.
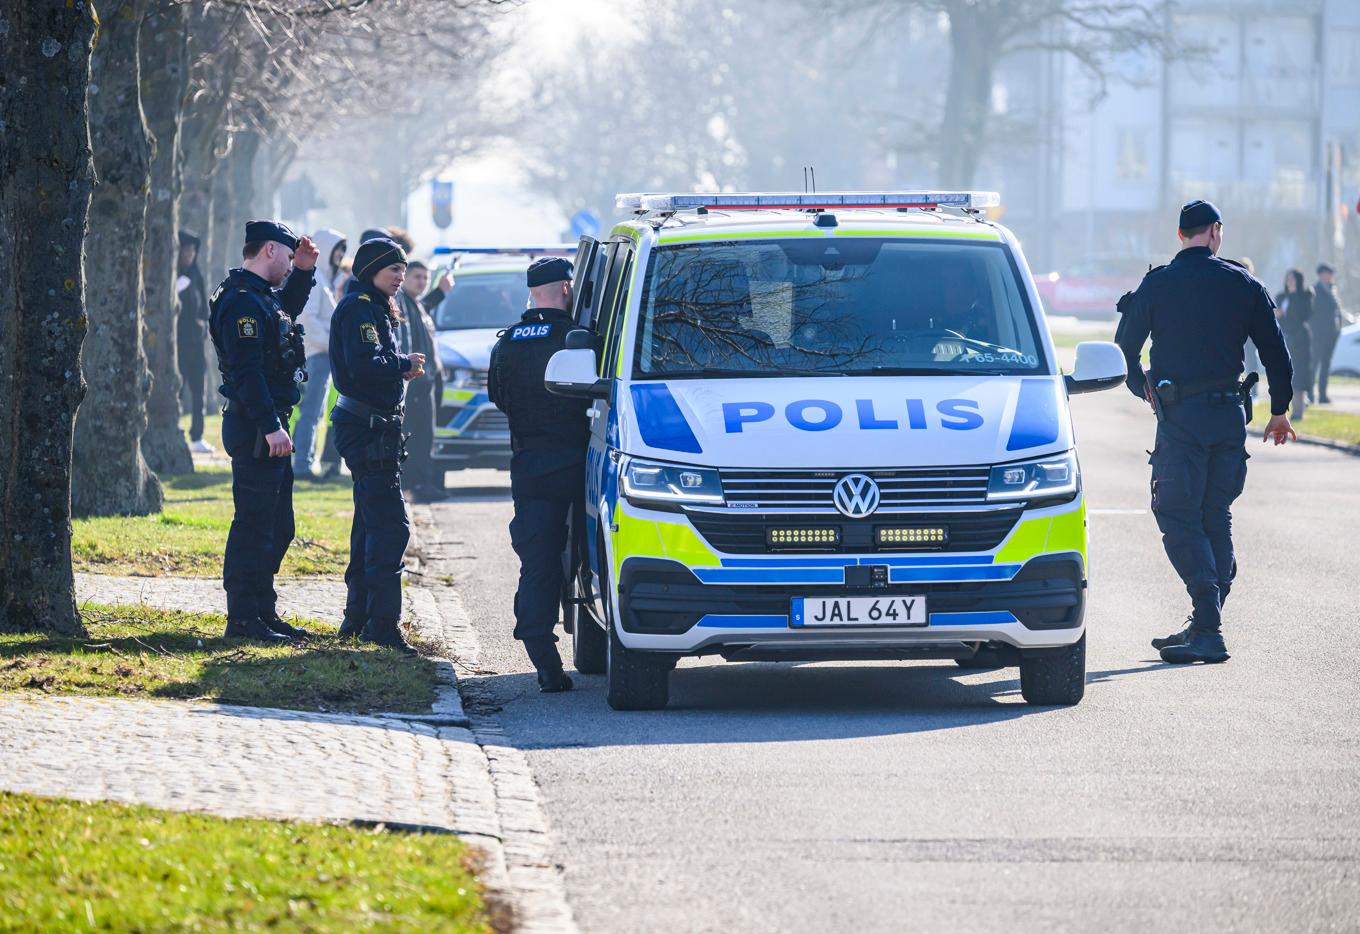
488, 257, 590, 693
210, 220, 319, 643
1115, 200, 1296, 664
329, 237, 425, 653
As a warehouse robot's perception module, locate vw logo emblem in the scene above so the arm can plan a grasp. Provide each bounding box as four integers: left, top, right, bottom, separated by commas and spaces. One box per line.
832, 473, 881, 518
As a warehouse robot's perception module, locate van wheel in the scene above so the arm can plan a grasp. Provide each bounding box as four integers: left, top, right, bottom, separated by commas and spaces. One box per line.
600, 567, 669, 710
570, 597, 607, 676
1019, 635, 1086, 706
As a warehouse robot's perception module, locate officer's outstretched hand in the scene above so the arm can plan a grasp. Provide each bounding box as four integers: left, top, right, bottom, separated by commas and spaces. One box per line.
1263, 414, 1297, 446
293, 236, 319, 272
264, 428, 293, 457
403, 352, 426, 382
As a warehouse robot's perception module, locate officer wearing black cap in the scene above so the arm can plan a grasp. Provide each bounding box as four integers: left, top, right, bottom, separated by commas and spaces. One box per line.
1115, 200, 1297, 664
209, 220, 319, 642
488, 256, 590, 692
329, 237, 425, 653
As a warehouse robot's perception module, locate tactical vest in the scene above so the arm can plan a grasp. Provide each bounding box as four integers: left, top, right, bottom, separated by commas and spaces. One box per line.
490, 312, 590, 450
209, 273, 307, 403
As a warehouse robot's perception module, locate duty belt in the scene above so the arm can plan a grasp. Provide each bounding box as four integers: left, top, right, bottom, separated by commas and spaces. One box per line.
222, 401, 290, 419
334, 394, 403, 428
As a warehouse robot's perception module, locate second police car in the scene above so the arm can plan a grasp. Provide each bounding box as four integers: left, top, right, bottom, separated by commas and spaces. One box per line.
545, 191, 1128, 710
428, 246, 576, 472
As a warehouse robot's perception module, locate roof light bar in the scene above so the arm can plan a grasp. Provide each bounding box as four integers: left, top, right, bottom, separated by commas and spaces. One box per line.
431, 244, 578, 256
617, 191, 1001, 213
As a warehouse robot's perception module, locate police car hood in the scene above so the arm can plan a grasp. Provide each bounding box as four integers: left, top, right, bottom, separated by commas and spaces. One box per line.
619, 375, 1072, 468
435, 328, 499, 370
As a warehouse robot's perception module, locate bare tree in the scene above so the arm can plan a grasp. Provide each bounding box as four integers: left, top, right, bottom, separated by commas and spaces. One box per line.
72, 0, 164, 518
0, 0, 100, 635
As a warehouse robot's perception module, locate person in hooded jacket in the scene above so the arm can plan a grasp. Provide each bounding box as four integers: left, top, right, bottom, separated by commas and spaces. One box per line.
329, 237, 425, 652
177, 229, 214, 453
293, 228, 347, 479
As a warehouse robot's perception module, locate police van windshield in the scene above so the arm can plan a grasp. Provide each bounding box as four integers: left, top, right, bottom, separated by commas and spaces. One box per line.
634, 238, 1047, 378
432, 271, 524, 331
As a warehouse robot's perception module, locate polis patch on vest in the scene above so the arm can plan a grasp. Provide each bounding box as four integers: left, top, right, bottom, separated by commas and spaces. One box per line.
511, 323, 552, 341
722, 398, 985, 433
237, 317, 258, 339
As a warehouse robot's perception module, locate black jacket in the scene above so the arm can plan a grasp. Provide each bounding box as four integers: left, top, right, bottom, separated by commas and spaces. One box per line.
1312, 281, 1343, 339
330, 278, 412, 416
488, 307, 590, 451
1116, 246, 1293, 416
395, 289, 445, 409
209, 266, 315, 433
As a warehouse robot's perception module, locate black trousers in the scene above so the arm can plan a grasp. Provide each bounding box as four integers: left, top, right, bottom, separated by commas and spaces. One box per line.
509, 450, 585, 670
178, 321, 207, 442
402, 382, 437, 490
1148, 396, 1249, 634
334, 418, 410, 629
221, 410, 295, 622
1313, 329, 1339, 401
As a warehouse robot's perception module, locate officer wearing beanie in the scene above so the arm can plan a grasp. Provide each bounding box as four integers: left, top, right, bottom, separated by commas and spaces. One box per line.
209, 220, 319, 643
329, 237, 425, 653
488, 257, 591, 692
1115, 200, 1296, 664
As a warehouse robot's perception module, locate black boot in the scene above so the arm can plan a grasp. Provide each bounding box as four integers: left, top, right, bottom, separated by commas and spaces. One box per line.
360, 619, 417, 656
261, 613, 311, 641
337, 616, 365, 640
537, 668, 574, 693
224, 617, 292, 644
1160, 629, 1230, 664
1151, 616, 1194, 651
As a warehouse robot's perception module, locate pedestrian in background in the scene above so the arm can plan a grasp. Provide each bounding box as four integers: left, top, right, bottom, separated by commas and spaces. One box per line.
329, 237, 424, 652
1115, 200, 1295, 665
208, 221, 319, 643
396, 260, 447, 502
176, 229, 213, 454
1312, 263, 1344, 404
1276, 268, 1313, 420
293, 228, 347, 480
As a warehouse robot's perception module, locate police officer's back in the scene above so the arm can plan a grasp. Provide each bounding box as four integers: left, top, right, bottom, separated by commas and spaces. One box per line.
488, 257, 590, 692
1115, 200, 1296, 664
208, 221, 318, 642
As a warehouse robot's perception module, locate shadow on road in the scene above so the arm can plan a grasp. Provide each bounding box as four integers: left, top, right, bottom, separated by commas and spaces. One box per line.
461, 662, 1072, 748
428, 486, 511, 503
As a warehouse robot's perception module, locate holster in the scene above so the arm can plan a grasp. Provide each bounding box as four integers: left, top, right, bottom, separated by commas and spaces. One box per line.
364, 422, 405, 472
1240, 371, 1260, 424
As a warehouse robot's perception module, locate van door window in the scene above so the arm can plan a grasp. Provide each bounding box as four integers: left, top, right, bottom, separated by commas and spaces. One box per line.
600, 246, 635, 378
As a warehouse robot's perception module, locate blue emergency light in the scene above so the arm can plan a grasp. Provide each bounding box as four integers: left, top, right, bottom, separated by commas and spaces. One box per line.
431, 244, 578, 256
615, 191, 1001, 213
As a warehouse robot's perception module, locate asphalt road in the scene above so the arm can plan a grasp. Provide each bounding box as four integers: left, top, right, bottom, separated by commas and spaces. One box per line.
432, 389, 1360, 934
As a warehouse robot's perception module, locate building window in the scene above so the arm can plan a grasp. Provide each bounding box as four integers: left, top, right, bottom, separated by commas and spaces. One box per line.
1116, 128, 1148, 180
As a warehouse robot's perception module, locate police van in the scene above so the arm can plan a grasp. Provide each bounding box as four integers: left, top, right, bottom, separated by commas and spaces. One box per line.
544, 192, 1126, 710
429, 246, 575, 471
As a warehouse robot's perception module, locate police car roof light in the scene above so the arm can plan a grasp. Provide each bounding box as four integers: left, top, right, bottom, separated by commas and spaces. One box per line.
616, 191, 1001, 213
431, 245, 578, 256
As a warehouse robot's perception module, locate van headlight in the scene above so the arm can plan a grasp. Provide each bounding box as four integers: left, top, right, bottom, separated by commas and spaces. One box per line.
987, 451, 1079, 502
620, 457, 724, 507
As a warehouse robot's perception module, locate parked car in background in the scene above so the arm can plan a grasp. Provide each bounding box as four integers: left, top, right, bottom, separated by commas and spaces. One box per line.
1331, 322, 1360, 377
1034, 255, 1158, 320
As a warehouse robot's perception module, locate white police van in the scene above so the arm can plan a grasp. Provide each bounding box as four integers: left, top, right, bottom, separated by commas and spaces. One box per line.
429, 246, 576, 471
544, 192, 1127, 710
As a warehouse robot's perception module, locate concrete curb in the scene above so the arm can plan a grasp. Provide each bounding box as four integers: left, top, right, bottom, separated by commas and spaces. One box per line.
408, 505, 579, 934
1295, 434, 1360, 456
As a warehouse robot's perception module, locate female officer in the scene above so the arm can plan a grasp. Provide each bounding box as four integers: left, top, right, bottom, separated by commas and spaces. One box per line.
328, 237, 426, 652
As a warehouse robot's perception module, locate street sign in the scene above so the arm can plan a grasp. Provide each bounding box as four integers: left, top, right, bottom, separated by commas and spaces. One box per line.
432, 179, 454, 230
569, 209, 601, 239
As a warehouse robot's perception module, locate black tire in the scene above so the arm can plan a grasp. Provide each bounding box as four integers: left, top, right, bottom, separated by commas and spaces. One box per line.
1019, 634, 1086, 706
601, 564, 669, 710
570, 597, 607, 676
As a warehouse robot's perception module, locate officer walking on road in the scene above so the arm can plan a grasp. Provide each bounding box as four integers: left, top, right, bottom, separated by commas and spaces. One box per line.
329, 237, 425, 653
209, 221, 319, 643
1115, 200, 1297, 664
488, 257, 590, 693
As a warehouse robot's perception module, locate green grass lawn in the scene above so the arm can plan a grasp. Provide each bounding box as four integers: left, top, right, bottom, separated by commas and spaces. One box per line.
72, 467, 353, 576
1295, 408, 1360, 446
0, 792, 495, 932
0, 604, 436, 714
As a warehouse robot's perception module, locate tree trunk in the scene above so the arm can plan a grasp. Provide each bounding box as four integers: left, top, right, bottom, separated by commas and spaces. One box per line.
72, 0, 165, 517
139, 0, 193, 476
937, 1, 1001, 189
0, 1, 99, 635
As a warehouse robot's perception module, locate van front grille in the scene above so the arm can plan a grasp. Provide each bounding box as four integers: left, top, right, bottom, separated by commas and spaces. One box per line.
685, 507, 1022, 555
720, 467, 991, 510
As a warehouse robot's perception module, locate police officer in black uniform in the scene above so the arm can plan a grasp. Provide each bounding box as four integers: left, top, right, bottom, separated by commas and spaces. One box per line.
488, 257, 591, 692
209, 220, 319, 642
1116, 200, 1297, 664
329, 238, 426, 653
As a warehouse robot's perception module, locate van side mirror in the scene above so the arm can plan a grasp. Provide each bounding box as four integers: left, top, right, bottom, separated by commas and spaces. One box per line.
1064, 341, 1127, 395
545, 347, 609, 399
